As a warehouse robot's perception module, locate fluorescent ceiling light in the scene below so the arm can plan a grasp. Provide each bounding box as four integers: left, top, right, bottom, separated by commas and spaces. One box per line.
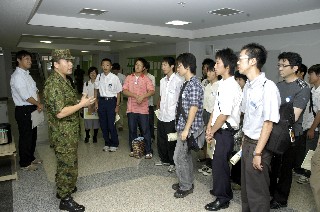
40, 41, 52, 43
81, 51, 89, 53
98, 39, 111, 43
79, 8, 107, 16
166, 20, 191, 26
208, 8, 243, 16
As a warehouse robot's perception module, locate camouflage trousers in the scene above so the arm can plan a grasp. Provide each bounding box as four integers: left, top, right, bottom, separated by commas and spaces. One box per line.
55, 150, 78, 199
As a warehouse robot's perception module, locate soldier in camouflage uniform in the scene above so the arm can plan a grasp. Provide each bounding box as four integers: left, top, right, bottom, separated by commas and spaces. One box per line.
44, 49, 95, 212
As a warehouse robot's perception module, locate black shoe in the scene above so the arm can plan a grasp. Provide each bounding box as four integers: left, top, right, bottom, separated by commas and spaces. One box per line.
92, 136, 97, 143
174, 188, 193, 198
270, 199, 287, 209
172, 183, 194, 191
56, 187, 78, 199
209, 189, 214, 195
59, 196, 85, 212
84, 137, 89, 143
118, 126, 123, 131
205, 199, 230, 211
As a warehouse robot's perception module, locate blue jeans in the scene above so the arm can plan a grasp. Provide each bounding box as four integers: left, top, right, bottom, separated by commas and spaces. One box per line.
127, 113, 152, 154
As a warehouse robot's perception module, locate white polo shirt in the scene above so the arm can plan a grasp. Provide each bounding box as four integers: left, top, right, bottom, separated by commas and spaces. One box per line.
203, 81, 219, 113
241, 73, 281, 140
94, 72, 122, 97
302, 86, 320, 131
158, 73, 184, 122
10, 67, 38, 106
211, 76, 243, 129
147, 73, 155, 106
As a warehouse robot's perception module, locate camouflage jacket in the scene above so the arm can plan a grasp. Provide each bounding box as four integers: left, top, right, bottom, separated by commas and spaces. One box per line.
43, 71, 80, 153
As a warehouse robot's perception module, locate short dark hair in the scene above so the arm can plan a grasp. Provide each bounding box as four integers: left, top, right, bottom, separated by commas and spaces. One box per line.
16, 50, 32, 66
101, 58, 112, 65
215, 48, 237, 75
202, 58, 214, 66
112, 63, 120, 70
241, 43, 267, 70
145, 61, 150, 72
297, 64, 308, 78
134, 57, 148, 68
308, 64, 320, 75
207, 60, 215, 72
278, 52, 302, 68
87, 66, 98, 76
176, 53, 197, 75
235, 71, 248, 81
162, 56, 175, 70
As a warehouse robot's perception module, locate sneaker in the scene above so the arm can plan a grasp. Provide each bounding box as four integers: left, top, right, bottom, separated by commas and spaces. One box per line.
202, 168, 212, 176
21, 164, 37, 171
292, 170, 303, 177
129, 152, 134, 157
109, 147, 118, 152
32, 159, 43, 164
168, 165, 176, 173
198, 165, 210, 173
103, 146, 110, 151
145, 153, 153, 159
297, 176, 310, 184
163, 162, 170, 166
155, 161, 163, 166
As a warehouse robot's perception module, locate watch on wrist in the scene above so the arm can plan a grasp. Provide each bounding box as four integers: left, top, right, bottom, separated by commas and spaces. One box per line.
253, 151, 262, 156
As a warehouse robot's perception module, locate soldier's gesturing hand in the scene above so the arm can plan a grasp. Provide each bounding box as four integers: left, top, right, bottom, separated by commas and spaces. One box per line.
80, 93, 96, 108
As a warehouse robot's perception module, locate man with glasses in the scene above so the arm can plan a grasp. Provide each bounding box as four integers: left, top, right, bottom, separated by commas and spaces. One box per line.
237, 43, 281, 212
270, 52, 310, 209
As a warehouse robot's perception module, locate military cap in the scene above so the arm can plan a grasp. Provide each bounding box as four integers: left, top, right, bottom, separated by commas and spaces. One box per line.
51, 49, 75, 61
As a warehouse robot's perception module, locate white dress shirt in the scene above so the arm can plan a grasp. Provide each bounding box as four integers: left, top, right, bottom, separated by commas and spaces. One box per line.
94, 72, 122, 97
158, 73, 184, 122
203, 81, 219, 113
302, 86, 320, 131
241, 73, 281, 140
211, 76, 243, 129
10, 67, 38, 106
147, 73, 155, 106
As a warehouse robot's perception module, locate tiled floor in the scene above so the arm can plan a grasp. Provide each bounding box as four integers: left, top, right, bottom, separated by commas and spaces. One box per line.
0, 98, 317, 211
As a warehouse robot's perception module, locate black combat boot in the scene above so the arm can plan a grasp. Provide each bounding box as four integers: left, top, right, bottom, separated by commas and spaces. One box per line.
59, 195, 85, 212
93, 129, 98, 143
84, 129, 90, 143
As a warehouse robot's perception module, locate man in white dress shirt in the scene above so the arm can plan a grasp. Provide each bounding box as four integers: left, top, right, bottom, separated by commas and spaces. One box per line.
155, 57, 183, 173
10, 50, 43, 171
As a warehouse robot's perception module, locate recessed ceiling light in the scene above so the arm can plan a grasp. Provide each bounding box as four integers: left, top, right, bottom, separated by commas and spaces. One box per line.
208, 8, 243, 16
177, 2, 186, 6
79, 8, 107, 16
165, 20, 191, 26
81, 51, 89, 53
98, 39, 111, 43
40, 41, 52, 43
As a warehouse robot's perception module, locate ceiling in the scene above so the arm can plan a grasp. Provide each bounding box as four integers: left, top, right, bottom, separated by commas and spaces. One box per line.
1, 0, 320, 55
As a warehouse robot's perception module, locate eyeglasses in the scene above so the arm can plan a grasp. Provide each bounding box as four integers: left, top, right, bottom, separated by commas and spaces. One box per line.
277, 64, 292, 68
238, 56, 250, 61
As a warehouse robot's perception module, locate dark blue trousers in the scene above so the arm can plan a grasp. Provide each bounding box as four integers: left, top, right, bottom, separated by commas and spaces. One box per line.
212, 129, 234, 203
98, 97, 119, 147
127, 113, 152, 154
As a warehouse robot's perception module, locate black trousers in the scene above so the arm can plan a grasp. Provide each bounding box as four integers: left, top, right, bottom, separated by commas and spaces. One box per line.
212, 129, 234, 203
15, 105, 37, 167
149, 106, 155, 139
157, 120, 177, 165
270, 135, 304, 203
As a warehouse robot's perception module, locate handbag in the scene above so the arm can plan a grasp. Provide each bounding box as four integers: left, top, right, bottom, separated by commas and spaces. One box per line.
132, 137, 145, 159
265, 101, 294, 154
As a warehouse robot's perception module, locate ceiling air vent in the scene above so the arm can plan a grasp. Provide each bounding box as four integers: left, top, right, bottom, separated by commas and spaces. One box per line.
208, 8, 243, 16
79, 8, 107, 16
